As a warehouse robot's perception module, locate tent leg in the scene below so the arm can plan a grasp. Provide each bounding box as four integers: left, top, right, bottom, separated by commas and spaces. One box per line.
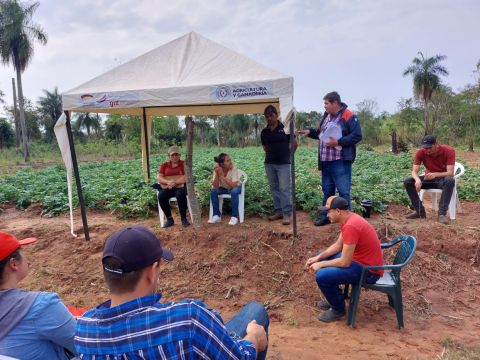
184, 116, 202, 228
289, 116, 297, 241
142, 108, 150, 182
64, 111, 90, 241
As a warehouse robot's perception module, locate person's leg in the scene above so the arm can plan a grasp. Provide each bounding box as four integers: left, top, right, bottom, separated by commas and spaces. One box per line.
277, 164, 292, 216
404, 175, 426, 215
210, 187, 221, 217
265, 164, 282, 214
319, 162, 335, 219
332, 160, 352, 209
229, 186, 242, 218
173, 187, 188, 219
315, 261, 363, 313
157, 188, 174, 218
436, 176, 455, 216
225, 302, 269, 360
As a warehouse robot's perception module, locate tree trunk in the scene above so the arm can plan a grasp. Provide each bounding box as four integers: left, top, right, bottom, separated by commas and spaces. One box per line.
254, 117, 259, 146
185, 116, 202, 228
468, 139, 474, 152
424, 98, 431, 135
391, 130, 398, 154
11, 78, 20, 148
15, 66, 29, 161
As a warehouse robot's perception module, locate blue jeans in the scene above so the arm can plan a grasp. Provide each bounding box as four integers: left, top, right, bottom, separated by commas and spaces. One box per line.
210, 186, 242, 218
320, 160, 352, 219
264, 163, 292, 215
315, 253, 379, 312
225, 302, 269, 360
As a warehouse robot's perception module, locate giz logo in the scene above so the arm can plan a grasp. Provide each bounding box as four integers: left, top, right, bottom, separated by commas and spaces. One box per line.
109, 100, 119, 107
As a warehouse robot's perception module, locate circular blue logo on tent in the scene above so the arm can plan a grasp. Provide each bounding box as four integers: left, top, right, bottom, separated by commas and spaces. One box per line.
215, 85, 232, 101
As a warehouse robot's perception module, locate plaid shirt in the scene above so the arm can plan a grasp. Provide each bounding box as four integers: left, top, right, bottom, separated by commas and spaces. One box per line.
75, 294, 256, 360
319, 113, 342, 162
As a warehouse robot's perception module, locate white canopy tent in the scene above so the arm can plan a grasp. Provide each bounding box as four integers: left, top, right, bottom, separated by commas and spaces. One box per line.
56, 32, 296, 239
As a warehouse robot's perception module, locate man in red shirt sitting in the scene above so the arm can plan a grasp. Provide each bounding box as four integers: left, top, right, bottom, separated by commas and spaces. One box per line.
403, 135, 455, 225
305, 196, 384, 322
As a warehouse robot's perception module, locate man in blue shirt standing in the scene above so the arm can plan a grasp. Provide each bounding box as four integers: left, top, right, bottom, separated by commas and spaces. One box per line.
298, 91, 362, 226
75, 226, 268, 360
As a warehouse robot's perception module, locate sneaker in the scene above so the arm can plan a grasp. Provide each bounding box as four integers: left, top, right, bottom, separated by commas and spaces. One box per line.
318, 308, 346, 323
181, 218, 190, 227
438, 214, 449, 225
228, 217, 239, 226
406, 210, 426, 219
208, 215, 221, 224
314, 300, 331, 311
163, 217, 174, 228
314, 217, 331, 226
282, 215, 291, 225
268, 212, 283, 221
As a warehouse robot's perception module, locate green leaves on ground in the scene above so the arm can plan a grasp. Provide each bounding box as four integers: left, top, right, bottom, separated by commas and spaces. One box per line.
0, 147, 478, 218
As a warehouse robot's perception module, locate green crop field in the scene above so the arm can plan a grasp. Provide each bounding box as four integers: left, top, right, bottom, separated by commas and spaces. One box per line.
0, 147, 478, 218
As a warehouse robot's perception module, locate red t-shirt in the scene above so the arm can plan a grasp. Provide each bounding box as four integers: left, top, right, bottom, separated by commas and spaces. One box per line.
159, 160, 185, 176
342, 213, 384, 275
413, 144, 455, 173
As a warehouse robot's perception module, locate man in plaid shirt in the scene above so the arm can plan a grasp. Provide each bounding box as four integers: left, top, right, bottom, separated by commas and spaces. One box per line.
75, 226, 268, 360
298, 91, 362, 226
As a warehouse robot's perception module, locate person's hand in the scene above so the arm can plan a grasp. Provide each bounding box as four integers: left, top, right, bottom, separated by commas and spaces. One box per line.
246, 320, 268, 352
305, 255, 320, 269
325, 137, 338, 147
424, 172, 436, 180
214, 165, 222, 176
309, 262, 323, 272
414, 179, 422, 192
296, 129, 310, 136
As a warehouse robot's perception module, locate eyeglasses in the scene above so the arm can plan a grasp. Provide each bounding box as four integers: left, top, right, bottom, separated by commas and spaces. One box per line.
170, 153, 180, 156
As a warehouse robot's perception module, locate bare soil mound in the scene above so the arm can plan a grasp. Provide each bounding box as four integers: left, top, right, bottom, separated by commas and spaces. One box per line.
1, 201, 479, 359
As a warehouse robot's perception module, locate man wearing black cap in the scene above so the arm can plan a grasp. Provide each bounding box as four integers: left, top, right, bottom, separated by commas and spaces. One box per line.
75, 225, 269, 360
305, 196, 383, 322
403, 135, 455, 225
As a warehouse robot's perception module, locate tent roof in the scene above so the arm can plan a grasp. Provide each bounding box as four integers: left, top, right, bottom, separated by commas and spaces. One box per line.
62, 32, 293, 117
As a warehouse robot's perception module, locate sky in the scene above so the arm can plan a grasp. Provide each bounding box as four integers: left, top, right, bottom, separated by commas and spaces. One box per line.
1, 0, 479, 118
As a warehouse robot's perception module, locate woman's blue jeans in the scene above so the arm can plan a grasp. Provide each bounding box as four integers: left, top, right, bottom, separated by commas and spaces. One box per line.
225, 302, 269, 360
210, 186, 242, 218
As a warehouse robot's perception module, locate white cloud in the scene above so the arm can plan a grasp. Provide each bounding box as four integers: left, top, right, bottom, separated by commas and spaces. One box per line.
1, 0, 479, 118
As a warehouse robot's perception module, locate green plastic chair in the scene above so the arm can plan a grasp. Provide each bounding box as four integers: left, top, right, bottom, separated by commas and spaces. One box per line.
346, 235, 417, 328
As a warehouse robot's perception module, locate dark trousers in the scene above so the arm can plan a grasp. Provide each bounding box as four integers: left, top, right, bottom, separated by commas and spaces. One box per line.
403, 176, 455, 216
157, 187, 188, 219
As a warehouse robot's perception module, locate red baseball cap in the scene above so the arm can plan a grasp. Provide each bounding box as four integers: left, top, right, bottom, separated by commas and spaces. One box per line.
0, 231, 37, 261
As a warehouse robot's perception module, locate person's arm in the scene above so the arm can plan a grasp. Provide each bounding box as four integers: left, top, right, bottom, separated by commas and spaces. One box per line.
218, 169, 240, 188
243, 320, 268, 355
33, 293, 76, 355
411, 164, 422, 192
191, 302, 259, 360
305, 233, 343, 268
212, 167, 220, 188
310, 244, 356, 271
335, 115, 362, 147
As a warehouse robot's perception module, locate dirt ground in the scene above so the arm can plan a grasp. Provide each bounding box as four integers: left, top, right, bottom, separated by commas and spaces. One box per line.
1, 195, 480, 359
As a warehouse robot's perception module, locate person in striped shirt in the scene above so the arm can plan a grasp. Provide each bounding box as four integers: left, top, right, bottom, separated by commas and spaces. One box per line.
75, 226, 268, 360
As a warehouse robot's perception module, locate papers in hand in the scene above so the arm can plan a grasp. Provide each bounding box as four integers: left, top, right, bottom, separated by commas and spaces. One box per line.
319, 122, 342, 143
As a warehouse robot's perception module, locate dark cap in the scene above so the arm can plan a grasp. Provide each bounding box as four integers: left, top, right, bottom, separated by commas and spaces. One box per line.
421, 135, 436, 148
319, 196, 348, 211
263, 105, 278, 116
102, 226, 173, 274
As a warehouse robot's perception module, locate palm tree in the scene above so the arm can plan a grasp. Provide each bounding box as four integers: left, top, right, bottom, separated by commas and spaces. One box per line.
0, 0, 47, 161
403, 52, 448, 135
37, 87, 62, 142
75, 112, 100, 137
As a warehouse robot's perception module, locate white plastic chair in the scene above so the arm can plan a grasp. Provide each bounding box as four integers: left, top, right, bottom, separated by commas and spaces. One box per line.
209, 169, 248, 223
419, 161, 464, 220
156, 191, 193, 227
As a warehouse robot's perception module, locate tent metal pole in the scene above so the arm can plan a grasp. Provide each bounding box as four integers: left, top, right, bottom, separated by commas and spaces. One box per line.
64, 111, 90, 241
142, 108, 150, 182
289, 115, 297, 241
